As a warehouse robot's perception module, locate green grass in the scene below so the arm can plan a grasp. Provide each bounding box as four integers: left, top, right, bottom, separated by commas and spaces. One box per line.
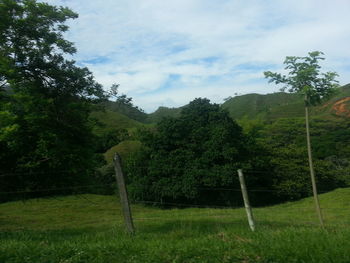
1, 189, 350, 262
222, 84, 350, 122
222, 92, 303, 120
104, 140, 142, 163
146, 106, 183, 123
90, 110, 143, 135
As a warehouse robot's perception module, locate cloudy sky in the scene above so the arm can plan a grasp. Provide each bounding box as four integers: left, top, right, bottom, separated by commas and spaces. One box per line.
48, 0, 350, 112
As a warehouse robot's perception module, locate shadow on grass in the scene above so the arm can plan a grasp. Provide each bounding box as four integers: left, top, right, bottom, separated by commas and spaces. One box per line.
0, 227, 113, 242
135, 217, 318, 236
0, 217, 321, 244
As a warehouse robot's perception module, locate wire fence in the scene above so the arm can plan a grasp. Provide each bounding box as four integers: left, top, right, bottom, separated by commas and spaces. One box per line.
1, 169, 349, 232
0, 170, 71, 177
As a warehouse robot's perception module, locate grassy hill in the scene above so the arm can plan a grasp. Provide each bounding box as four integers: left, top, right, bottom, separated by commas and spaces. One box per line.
145, 106, 183, 123
102, 100, 148, 123
104, 140, 142, 164
141, 84, 350, 123
1, 188, 350, 262
222, 92, 304, 120
92, 84, 350, 131
222, 84, 350, 121
90, 109, 143, 136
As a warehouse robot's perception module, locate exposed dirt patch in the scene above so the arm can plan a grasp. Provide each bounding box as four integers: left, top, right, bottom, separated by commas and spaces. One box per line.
332, 97, 350, 117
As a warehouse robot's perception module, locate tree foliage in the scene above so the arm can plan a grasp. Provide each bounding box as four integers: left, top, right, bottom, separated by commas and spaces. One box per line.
126, 98, 271, 206
264, 51, 339, 105
259, 117, 350, 201
0, 0, 106, 200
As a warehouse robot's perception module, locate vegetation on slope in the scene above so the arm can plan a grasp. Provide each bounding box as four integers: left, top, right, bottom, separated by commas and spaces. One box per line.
90, 110, 143, 136
104, 140, 142, 164
145, 106, 183, 123
221, 84, 350, 122
142, 84, 350, 124
222, 92, 303, 120
101, 88, 148, 123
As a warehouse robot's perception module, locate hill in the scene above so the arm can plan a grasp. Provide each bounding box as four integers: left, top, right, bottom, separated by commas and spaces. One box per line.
104, 140, 142, 164
222, 92, 303, 120
1, 188, 350, 262
90, 109, 143, 136
145, 106, 182, 123
102, 100, 147, 123
141, 84, 350, 123
222, 84, 350, 121
313, 84, 350, 118
93, 84, 350, 130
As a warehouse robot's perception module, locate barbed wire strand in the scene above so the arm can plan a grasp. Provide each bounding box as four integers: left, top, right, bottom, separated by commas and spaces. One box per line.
0, 170, 72, 177
0, 183, 111, 195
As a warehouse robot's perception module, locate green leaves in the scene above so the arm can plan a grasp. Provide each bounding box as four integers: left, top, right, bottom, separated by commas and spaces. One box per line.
0, 0, 105, 200
264, 51, 339, 106
126, 98, 252, 204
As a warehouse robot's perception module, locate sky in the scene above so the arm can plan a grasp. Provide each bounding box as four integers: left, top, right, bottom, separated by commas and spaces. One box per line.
47, 0, 350, 112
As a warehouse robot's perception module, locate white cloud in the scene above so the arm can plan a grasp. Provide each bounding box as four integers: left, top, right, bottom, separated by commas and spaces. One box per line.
46, 0, 350, 112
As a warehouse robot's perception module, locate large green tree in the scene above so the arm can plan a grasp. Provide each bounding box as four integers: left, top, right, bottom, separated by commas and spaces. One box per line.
264, 51, 339, 226
126, 98, 271, 206
0, 0, 106, 199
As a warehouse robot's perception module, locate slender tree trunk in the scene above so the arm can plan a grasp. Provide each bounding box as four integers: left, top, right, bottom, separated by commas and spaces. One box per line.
305, 97, 324, 227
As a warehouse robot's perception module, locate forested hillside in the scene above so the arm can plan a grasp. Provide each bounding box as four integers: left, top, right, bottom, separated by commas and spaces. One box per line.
87, 85, 350, 206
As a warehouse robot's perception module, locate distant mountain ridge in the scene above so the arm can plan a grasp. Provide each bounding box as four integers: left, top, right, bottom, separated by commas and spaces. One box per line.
94, 84, 350, 133
221, 92, 304, 120
144, 84, 350, 123
145, 106, 182, 123
92, 83, 350, 172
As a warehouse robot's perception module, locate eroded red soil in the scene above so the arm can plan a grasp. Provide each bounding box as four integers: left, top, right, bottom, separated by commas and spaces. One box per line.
332, 97, 350, 117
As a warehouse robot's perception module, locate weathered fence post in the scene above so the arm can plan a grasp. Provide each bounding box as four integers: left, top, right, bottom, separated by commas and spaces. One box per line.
114, 153, 135, 234
237, 169, 255, 231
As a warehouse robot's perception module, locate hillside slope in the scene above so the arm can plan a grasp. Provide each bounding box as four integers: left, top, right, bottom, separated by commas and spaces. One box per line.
145, 106, 182, 123
221, 92, 303, 120
104, 140, 142, 163
90, 109, 143, 136
142, 84, 350, 123
222, 84, 350, 121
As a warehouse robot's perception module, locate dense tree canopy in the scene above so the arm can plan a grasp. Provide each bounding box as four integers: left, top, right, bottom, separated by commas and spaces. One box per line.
126, 98, 271, 206
0, 0, 106, 200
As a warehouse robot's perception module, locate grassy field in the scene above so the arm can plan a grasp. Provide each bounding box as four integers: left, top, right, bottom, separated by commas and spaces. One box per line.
1, 189, 350, 262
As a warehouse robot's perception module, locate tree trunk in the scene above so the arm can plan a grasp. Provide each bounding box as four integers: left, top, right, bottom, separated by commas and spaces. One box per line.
305, 98, 324, 227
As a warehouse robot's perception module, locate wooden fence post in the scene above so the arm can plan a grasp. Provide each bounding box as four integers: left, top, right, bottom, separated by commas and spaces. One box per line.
237, 169, 255, 231
113, 153, 135, 234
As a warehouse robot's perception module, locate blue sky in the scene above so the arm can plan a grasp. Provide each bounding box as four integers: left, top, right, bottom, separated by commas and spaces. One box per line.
47, 0, 350, 112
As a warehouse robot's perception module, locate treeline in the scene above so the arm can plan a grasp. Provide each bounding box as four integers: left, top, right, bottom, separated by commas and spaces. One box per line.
244, 117, 350, 201
115, 98, 350, 206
